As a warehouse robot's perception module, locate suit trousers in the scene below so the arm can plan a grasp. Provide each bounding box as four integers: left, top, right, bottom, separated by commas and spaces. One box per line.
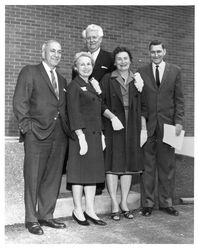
141, 126, 175, 208
23, 118, 68, 222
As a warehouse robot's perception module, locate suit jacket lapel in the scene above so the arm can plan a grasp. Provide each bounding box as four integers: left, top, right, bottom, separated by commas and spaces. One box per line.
111, 77, 123, 105
129, 79, 136, 107
147, 63, 158, 89
91, 49, 103, 77
111, 71, 136, 106
38, 63, 58, 99
159, 63, 170, 88
94, 49, 103, 66
57, 73, 64, 102
147, 63, 170, 90
75, 76, 98, 96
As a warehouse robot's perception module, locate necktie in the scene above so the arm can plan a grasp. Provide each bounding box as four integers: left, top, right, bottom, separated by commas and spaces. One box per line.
50, 70, 59, 99
155, 65, 160, 87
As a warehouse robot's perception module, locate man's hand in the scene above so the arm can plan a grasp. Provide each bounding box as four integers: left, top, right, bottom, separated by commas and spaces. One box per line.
175, 124, 183, 136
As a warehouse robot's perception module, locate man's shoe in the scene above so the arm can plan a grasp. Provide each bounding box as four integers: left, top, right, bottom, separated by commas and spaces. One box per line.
159, 206, 179, 216
25, 222, 44, 235
142, 207, 153, 216
84, 212, 107, 226
38, 219, 66, 229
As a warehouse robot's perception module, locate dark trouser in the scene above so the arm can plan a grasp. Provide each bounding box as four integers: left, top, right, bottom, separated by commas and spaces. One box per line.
23, 118, 68, 223
96, 182, 105, 190
141, 127, 175, 208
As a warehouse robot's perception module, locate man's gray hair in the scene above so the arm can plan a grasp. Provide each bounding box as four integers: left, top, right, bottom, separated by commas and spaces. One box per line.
83, 24, 104, 38
41, 39, 60, 59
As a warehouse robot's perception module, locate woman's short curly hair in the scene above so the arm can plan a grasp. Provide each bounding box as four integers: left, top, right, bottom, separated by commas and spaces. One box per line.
73, 51, 95, 68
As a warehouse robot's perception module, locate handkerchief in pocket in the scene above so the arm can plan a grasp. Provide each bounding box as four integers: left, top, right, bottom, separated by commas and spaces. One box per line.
81, 87, 87, 91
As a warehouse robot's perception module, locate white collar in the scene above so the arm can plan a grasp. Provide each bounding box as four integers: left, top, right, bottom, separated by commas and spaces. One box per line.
90, 47, 101, 61
152, 61, 165, 70
42, 61, 56, 73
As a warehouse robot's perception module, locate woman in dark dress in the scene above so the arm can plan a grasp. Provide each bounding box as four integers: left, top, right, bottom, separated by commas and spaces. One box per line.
101, 47, 147, 221
66, 52, 106, 226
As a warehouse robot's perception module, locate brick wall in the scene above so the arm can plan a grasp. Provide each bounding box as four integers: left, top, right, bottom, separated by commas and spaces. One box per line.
5, 5, 194, 136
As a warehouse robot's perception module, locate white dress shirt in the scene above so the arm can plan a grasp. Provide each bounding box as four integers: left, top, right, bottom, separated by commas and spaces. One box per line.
42, 61, 59, 92
152, 61, 166, 84
91, 47, 100, 63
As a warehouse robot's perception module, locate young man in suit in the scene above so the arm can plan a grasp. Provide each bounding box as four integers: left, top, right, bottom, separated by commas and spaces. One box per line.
72, 24, 115, 195
138, 40, 184, 217
13, 40, 72, 235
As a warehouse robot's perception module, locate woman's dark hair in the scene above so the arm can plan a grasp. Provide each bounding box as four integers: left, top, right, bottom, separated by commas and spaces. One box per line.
113, 46, 133, 63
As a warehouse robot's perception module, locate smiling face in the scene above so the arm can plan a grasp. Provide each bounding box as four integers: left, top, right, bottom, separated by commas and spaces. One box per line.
43, 41, 62, 69
85, 30, 102, 53
75, 56, 93, 80
114, 51, 131, 72
149, 44, 166, 65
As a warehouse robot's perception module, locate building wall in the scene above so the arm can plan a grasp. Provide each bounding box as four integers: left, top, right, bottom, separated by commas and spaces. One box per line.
5, 5, 194, 136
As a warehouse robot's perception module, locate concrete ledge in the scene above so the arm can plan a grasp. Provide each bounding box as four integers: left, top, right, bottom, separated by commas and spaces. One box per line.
5, 136, 19, 142
54, 190, 140, 219
5, 137, 193, 225
180, 197, 194, 204
5, 189, 140, 225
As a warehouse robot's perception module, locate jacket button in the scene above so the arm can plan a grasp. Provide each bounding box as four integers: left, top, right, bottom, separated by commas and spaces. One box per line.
54, 117, 57, 120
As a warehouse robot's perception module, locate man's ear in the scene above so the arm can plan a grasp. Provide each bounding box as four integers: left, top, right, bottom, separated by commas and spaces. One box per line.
41, 43, 46, 59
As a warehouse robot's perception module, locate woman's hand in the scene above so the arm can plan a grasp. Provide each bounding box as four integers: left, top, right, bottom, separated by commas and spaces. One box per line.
111, 116, 124, 130
140, 116, 147, 147
101, 132, 106, 150
75, 129, 88, 155
90, 77, 102, 94
140, 130, 148, 147
78, 133, 88, 155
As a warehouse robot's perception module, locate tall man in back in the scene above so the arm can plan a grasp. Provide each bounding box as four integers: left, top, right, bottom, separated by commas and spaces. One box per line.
138, 40, 184, 217
72, 24, 114, 82
13, 40, 72, 235
72, 24, 115, 195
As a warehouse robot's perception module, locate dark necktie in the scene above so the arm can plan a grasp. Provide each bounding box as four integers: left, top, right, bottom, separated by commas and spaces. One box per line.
155, 65, 160, 87
50, 70, 59, 99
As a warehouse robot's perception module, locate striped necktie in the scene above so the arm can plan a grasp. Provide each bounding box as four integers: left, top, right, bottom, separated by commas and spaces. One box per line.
50, 70, 59, 99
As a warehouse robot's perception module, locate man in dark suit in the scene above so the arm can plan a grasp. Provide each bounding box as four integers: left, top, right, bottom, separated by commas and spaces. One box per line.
72, 24, 115, 195
72, 24, 115, 82
13, 40, 72, 235
138, 40, 184, 217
